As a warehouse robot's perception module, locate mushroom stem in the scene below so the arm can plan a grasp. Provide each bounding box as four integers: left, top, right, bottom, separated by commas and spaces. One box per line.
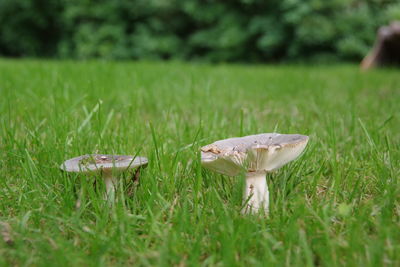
243, 172, 269, 214
103, 172, 117, 202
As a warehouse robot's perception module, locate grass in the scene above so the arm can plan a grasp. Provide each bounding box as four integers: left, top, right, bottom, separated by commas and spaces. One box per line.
0, 59, 399, 266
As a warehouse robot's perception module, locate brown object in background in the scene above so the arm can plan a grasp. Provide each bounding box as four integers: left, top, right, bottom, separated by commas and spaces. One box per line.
361, 21, 400, 70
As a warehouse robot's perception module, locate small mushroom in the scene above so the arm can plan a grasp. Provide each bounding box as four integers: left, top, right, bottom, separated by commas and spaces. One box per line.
60, 154, 148, 201
201, 133, 309, 214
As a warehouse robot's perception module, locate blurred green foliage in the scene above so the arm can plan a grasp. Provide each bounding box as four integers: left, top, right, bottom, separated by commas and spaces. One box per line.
0, 0, 397, 62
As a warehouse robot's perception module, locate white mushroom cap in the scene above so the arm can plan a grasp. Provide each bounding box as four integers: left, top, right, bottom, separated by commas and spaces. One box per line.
201, 133, 309, 176
60, 154, 148, 175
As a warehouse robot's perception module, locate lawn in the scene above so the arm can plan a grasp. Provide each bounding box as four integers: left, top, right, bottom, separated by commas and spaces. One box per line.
0, 60, 399, 266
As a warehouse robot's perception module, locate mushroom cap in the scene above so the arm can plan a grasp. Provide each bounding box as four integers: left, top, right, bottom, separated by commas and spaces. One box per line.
201, 133, 309, 176
60, 154, 148, 174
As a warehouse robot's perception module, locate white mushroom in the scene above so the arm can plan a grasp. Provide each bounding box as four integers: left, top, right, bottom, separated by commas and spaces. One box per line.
201, 133, 309, 214
60, 154, 148, 202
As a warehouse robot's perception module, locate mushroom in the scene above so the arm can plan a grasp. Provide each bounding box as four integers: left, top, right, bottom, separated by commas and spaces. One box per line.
60, 154, 148, 201
200, 133, 309, 214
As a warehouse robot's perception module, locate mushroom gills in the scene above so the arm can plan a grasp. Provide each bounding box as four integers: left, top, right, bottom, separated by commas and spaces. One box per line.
247, 140, 308, 172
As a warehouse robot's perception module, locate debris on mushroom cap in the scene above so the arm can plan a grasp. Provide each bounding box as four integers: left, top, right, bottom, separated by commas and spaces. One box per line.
201, 144, 222, 154
60, 154, 148, 173
201, 133, 309, 176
